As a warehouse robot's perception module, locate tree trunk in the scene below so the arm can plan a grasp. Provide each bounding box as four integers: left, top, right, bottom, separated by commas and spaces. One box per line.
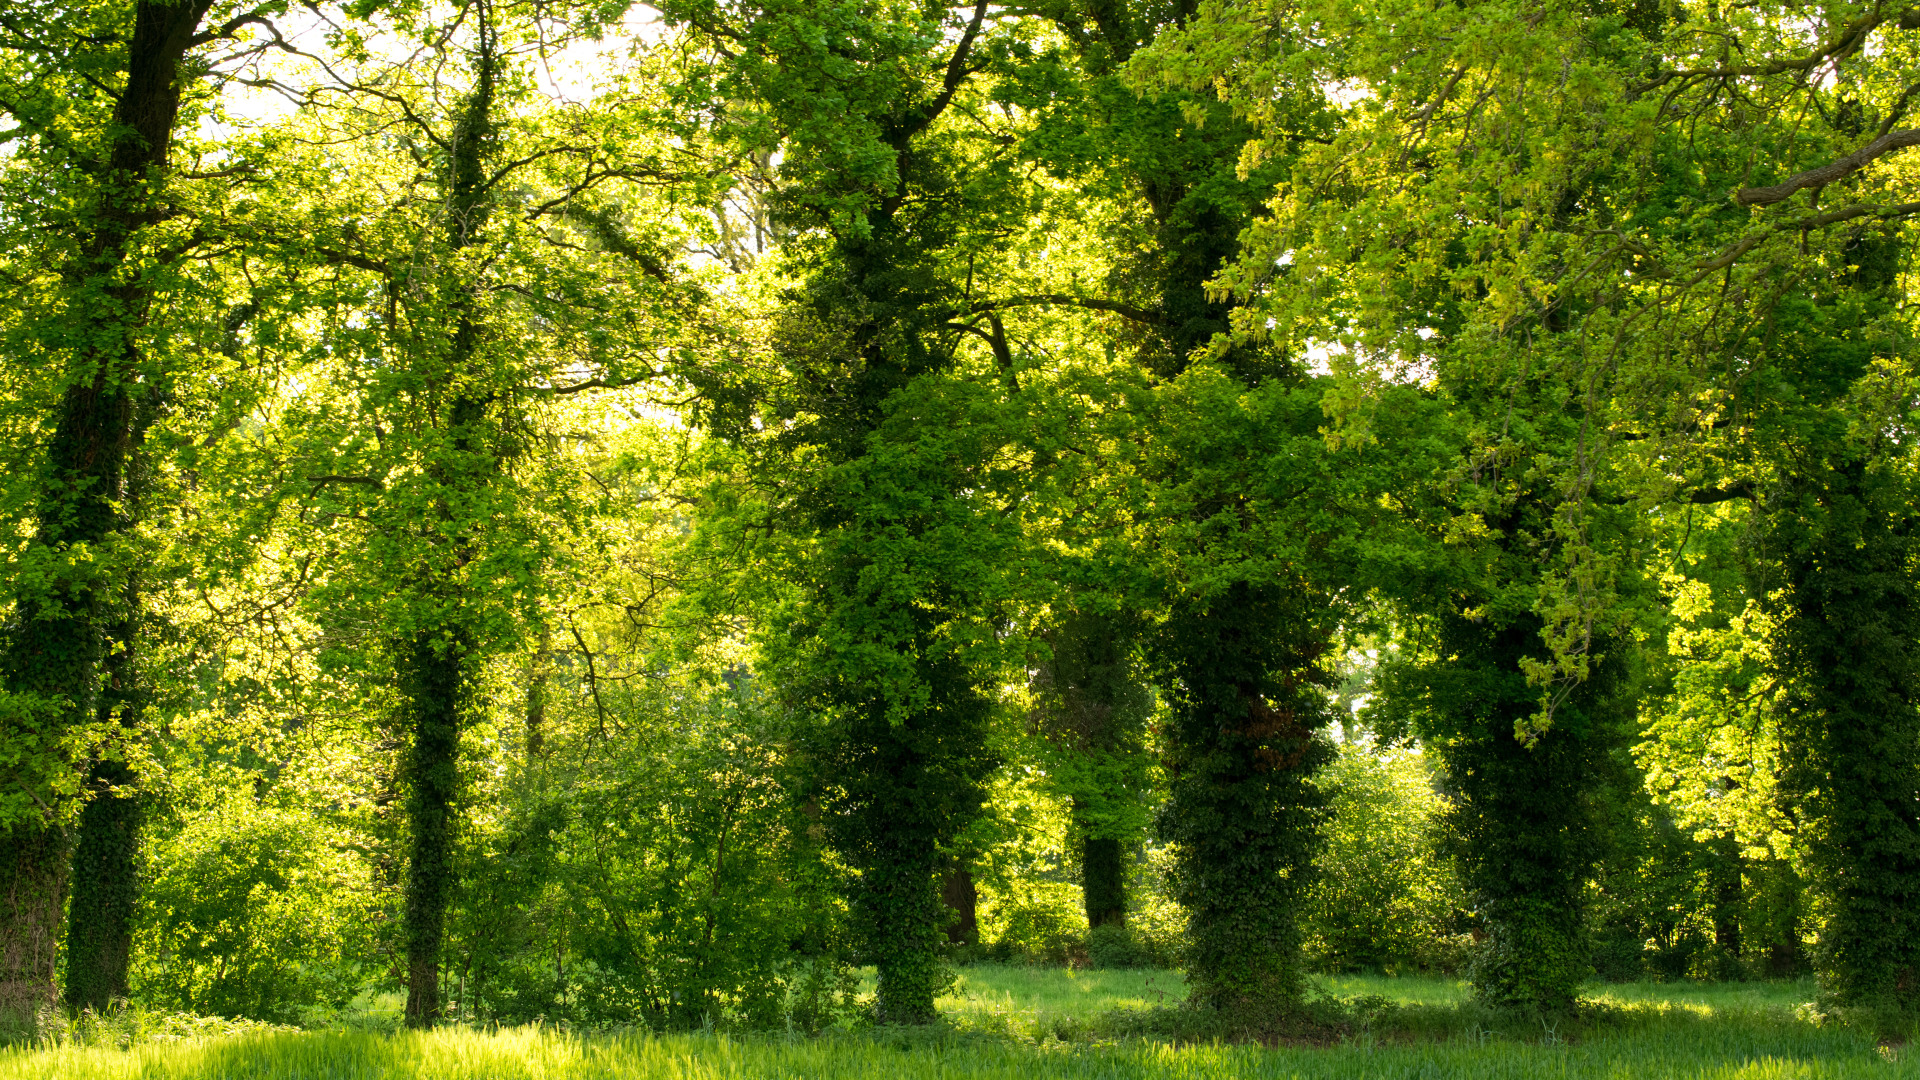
62, 763, 141, 1012
1709, 834, 1742, 957
65, 388, 163, 1014
400, 26, 498, 1028
1156, 582, 1333, 1010
523, 630, 549, 761
0, 826, 65, 1035
402, 629, 468, 1026
1081, 834, 1126, 930
1774, 457, 1920, 1008
940, 864, 978, 945
0, 0, 211, 1024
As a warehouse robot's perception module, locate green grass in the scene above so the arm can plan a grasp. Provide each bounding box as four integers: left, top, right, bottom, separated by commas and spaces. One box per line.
6, 968, 1909, 1079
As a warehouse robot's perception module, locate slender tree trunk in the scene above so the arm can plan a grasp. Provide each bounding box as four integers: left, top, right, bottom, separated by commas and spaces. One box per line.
401, 26, 498, 1028
523, 629, 549, 761
1709, 834, 1742, 958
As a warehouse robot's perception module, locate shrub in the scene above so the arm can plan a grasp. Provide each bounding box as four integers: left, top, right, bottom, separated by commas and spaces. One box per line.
132, 798, 376, 1022
980, 881, 1083, 965
1303, 743, 1467, 974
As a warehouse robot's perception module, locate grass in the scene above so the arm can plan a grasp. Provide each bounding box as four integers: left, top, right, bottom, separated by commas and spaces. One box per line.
6, 967, 1911, 1079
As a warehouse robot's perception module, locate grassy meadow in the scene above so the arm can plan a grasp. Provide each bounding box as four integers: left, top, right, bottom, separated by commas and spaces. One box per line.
8, 966, 1908, 1080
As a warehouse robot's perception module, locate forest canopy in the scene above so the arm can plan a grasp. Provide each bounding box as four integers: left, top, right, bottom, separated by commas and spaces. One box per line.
2, 0, 1918, 1037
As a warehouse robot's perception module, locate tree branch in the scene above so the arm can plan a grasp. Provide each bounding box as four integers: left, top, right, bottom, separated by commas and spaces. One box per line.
1635, 8, 1914, 92
1689, 482, 1754, 505
307, 474, 384, 489
1737, 128, 1920, 205
962, 293, 1162, 326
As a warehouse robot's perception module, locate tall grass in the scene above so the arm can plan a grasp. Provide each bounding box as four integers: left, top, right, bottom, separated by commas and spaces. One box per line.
5, 970, 1905, 1080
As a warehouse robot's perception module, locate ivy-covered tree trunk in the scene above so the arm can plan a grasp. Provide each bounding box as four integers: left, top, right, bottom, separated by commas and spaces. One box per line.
64, 381, 166, 1013
1080, 828, 1125, 930
0, 0, 215, 1028
398, 26, 499, 1029
1422, 611, 1621, 1013
820, 645, 993, 1022
401, 626, 473, 1025
62, 615, 144, 1013
1156, 583, 1333, 1010
1772, 456, 1920, 1011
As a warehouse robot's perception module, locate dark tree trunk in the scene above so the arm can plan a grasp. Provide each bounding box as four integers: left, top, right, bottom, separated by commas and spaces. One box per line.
941, 864, 978, 945
63, 762, 141, 1011
1, 0, 212, 1025
0, 826, 66, 1035
1082, 834, 1125, 930
400, 27, 498, 1028
401, 630, 468, 1027
1710, 834, 1743, 957
65, 387, 163, 1013
1156, 582, 1333, 1009
1774, 457, 1920, 1008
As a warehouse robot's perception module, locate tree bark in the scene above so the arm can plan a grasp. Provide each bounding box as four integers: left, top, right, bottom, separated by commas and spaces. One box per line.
1081, 834, 1126, 930
940, 864, 978, 945
0, 826, 65, 1035
0, 0, 213, 1025
401, 21, 498, 1028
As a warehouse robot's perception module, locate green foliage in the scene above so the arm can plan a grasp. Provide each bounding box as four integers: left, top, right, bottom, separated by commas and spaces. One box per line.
453, 683, 857, 1030
131, 799, 376, 1023
16, 0, 1920, 1044
1304, 744, 1469, 976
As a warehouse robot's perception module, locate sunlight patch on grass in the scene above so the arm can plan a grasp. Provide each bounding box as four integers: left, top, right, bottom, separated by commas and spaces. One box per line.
0, 972, 1892, 1080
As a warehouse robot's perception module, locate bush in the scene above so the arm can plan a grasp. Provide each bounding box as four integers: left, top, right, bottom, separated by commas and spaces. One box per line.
450, 685, 856, 1031
981, 882, 1083, 965
1303, 743, 1468, 974
1084, 925, 1159, 969
132, 798, 376, 1022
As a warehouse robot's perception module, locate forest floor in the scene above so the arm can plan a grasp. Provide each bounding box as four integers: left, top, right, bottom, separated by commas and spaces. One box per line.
6, 966, 1908, 1079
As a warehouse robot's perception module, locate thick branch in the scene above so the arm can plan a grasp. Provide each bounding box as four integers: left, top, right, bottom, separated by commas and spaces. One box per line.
923, 0, 991, 130
1687, 201, 1920, 282
307, 474, 384, 489
963, 293, 1162, 326
1689, 482, 1754, 505
1737, 128, 1920, 205
534, 372, 666, 395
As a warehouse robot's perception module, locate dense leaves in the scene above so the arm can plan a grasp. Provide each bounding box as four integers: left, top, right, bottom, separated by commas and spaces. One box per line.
2, 0, 1919, 1041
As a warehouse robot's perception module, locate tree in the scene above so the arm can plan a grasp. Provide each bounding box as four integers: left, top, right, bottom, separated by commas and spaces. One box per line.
657, 0, 1055, 1021
263, 0, 718, 1024
0, 0, 293, 1025
1027, 608, 1154, 933
1006, 0, 1362, 1014
1148, 0, 1920, 1012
